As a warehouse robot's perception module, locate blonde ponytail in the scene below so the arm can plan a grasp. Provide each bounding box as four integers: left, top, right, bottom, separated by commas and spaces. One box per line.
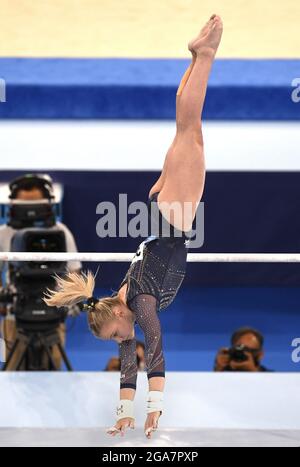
43, 270, 95, 307
43, 270, 123, 338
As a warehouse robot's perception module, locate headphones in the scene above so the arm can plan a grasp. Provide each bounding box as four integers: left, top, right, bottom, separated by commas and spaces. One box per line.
9, 174, 55, 200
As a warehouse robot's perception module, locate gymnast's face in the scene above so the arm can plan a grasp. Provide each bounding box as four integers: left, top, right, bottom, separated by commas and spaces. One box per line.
100, 304, 135, 344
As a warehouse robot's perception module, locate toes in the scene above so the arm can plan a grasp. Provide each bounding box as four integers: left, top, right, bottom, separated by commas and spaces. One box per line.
212, 15, 223, 28
211, 14, 222, 23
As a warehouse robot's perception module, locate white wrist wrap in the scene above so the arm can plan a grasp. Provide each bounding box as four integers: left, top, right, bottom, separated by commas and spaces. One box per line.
116, 400, 134, 421
147, 391, 164, 414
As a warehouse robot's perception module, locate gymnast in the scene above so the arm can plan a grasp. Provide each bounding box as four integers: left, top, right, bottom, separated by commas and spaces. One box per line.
44, 14, 223, 439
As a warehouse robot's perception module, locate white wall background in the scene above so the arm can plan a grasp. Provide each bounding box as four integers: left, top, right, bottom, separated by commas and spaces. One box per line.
0, 121, 299, 172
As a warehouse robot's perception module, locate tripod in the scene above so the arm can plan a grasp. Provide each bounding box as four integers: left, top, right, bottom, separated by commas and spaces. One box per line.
2, 323, 73, 371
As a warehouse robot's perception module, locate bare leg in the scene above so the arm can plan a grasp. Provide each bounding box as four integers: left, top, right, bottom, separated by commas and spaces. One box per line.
176, 14, 222, 139
149, 14, 220, 199
148, 55, 197, 197
151, 15, 223, 231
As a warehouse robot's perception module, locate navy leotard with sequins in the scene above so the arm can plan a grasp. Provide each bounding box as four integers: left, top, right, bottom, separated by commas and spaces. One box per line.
117, 193, 189, 390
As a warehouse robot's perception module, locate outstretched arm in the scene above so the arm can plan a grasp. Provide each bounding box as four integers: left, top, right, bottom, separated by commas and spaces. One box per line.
107, 294, 165, 439
107, 338, 137, 437
130, 294, 165, 381
129, 294, 165, 438
119, 337, 137, 409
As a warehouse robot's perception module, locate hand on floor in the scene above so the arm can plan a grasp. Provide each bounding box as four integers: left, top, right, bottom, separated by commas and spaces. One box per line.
144, 411, 161, 439
106, 417, 135, 437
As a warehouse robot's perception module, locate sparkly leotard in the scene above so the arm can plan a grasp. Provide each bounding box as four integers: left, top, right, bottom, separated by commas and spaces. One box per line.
117, 193, 189, 390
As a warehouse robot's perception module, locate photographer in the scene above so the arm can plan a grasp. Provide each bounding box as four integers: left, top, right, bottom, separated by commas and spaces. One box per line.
104, 340, 146, 373
0, 174, 81, 370
214, 327, 271, 372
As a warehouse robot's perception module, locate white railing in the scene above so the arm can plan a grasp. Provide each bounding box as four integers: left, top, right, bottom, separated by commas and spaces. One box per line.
0, 252, 300, 263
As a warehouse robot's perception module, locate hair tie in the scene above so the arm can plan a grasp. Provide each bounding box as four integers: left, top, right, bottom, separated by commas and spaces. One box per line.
80, 296, 99, 312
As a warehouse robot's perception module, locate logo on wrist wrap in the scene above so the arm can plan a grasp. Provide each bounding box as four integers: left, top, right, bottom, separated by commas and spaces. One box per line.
117, 404, 124, 416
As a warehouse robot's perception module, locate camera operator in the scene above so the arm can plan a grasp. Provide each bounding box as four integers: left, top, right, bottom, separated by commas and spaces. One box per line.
0, 174, 81, 370
214, 327, 271, 372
